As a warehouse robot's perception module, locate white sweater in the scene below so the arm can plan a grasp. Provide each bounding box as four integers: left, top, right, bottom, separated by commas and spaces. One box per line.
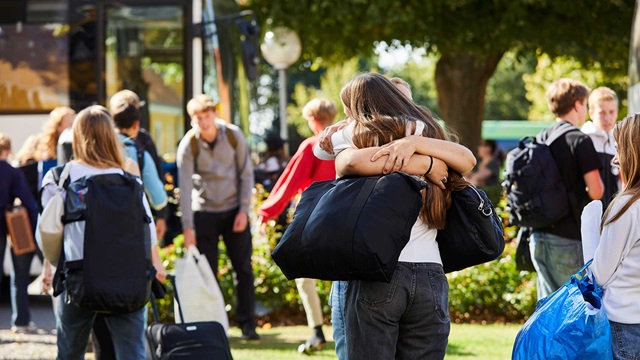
592, 194, 640, 324
313, 121, 442, 264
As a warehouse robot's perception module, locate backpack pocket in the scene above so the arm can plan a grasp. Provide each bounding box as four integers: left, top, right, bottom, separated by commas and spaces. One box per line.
63, 259, 85, 307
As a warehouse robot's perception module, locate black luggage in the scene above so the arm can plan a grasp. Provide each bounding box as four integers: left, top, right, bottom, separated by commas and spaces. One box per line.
146, 275, 233, 360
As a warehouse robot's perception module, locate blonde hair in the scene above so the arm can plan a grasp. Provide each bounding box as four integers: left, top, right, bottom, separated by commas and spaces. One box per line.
0, 132, 11, 152
187, 94, 218, 117
389, 77, 411, 90
341, 73, 467, 229
302, 98, 337, 126
109, 89, 143, 112
546, 78, 590, 117
37, 106, 75, 160
72, 105, 124, 169
601, 113, 640, 230
588, 87, 619, 109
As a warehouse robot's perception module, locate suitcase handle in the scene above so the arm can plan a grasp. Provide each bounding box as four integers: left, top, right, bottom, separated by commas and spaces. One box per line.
150, 274, 184, 324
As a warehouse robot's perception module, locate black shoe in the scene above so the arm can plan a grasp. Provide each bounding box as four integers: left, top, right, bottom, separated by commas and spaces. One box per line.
240, 324, 260, 340
297, 336, 327, 354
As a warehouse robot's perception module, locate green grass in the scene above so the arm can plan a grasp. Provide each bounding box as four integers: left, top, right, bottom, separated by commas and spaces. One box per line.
228, 323, 522, 359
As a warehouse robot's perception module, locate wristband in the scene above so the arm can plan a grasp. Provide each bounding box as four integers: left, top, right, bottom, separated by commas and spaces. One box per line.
426, 155, 434, 175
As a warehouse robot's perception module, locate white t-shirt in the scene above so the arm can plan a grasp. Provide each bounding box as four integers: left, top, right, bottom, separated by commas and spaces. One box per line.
39, 162, 158, 250
314, 121, 442, 264
592, 195, 640, 324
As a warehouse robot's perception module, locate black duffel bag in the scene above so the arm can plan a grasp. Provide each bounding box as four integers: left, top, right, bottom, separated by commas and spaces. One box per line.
436, 184, 505, 273
272, 172, 426, 283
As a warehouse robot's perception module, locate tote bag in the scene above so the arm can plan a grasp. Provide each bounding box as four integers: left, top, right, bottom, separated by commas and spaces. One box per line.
272, 172, 426, 283
174, 246, 229, 332
37, 164, 70, 264
512, 261, 612, 360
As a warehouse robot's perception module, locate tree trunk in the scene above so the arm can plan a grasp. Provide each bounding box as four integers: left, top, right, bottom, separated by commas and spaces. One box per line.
435, 52, 504, 154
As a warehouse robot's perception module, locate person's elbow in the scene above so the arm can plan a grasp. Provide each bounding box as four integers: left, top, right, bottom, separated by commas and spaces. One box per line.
335, 151, 361, 176
588, 184, 604, 200
336, 156, 359, 175
457, 147, 477, 175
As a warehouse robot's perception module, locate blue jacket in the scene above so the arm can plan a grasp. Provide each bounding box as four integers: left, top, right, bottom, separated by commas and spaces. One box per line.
118, 134, 167, 211
0, 160, 37, 237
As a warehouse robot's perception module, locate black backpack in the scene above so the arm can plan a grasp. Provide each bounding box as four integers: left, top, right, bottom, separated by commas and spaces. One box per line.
502, 123, 578, 228
52, 167, 154, 314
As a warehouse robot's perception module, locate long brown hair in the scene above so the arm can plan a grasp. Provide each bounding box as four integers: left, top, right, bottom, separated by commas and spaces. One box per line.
341, 73, 467, 229
72, 105, 124, 169
601, 113, 640, 230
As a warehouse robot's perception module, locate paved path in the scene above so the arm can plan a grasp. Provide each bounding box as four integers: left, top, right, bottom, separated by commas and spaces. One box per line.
0, 296, 61, 360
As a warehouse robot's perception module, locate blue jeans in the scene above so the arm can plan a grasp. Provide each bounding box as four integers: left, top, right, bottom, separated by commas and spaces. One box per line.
0, 234, 36, 326
611, 321, 640, 360
530, 231, 583, 300
344, 262, 450, 360
56, 292, 146, 360
330, 281, 348, 360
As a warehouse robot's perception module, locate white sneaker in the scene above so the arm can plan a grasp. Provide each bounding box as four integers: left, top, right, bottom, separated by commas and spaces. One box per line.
10, 321, 38, 334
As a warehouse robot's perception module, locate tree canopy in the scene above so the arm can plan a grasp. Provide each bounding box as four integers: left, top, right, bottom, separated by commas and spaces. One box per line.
245, 0, 634, 149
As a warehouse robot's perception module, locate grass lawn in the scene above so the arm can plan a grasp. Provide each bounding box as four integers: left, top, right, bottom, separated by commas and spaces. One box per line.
228, 323, 522, 359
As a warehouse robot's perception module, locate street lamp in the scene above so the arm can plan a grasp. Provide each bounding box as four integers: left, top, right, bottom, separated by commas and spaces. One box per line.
260, 27, 301, 154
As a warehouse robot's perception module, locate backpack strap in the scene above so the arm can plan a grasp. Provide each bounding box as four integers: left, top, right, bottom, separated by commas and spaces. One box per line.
136, 146, 145, 174
538, 122, 578, 146
186, 125, 238, 174
186, 128, 200, 173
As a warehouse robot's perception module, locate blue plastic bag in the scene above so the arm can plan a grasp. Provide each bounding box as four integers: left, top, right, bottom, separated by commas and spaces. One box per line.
512, 261, 612, 360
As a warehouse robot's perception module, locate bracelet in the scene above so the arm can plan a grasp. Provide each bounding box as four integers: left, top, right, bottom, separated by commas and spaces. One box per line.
425, 155, 434, 175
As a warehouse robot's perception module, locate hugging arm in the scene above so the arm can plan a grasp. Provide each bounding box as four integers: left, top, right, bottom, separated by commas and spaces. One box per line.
369, 136, 476, 175
335, 136, 476, 188
336, 148, 450, 189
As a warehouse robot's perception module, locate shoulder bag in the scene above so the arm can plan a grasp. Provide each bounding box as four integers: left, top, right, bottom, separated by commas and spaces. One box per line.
436, 184, 505, 273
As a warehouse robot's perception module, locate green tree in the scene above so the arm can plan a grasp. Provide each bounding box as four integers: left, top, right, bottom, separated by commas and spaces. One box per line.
524, 54, 629, 121
243, 0, 633, 151
484, 52, 536, 121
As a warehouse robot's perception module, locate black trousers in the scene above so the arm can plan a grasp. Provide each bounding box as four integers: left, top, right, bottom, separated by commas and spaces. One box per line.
194, 208, 256, 326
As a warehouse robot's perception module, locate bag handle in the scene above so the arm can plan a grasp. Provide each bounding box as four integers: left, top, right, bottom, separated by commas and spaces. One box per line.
150, 274, 182, 324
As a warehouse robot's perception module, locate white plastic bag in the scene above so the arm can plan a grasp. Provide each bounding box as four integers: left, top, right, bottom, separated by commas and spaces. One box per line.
174, 246, 229, 332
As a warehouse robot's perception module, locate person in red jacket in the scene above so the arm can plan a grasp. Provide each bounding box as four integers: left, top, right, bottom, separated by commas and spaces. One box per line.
258, 98, 337, 353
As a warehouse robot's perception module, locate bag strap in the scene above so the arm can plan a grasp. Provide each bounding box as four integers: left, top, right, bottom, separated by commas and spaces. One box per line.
538, 122, 578, 146
169, 274, 184, 322
187, 125, 237, 175
150, 291, 160, 324
345, 177, 378, 237
56, 163, 71, 190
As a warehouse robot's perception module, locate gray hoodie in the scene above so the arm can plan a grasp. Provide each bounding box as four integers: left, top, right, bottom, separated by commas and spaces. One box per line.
582, 121, 620, 208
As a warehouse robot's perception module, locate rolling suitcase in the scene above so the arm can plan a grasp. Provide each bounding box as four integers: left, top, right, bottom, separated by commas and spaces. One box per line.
146, 275, 233, 360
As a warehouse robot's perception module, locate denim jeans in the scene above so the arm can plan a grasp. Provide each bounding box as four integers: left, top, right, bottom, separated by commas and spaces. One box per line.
0, 234, 36, 326
610, 321, 640, 360
530, 232, 583, 300
330, 281, 348, 360
344, 262, 450, 360
56, 292, 146, 360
